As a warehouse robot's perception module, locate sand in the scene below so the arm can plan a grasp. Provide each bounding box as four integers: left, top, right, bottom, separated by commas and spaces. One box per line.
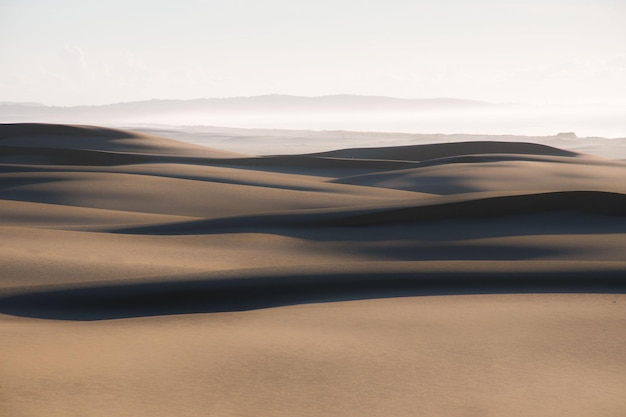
1, 123, 625, 416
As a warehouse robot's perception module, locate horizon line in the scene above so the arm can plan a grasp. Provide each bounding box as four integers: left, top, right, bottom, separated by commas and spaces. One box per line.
1, 94, 526, 108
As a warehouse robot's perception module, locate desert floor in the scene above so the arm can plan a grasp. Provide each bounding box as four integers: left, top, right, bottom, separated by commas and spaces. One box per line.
1, 123, 625, 416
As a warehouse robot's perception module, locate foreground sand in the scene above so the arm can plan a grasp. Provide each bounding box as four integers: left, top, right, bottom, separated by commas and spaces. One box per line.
1, 123, 625, 416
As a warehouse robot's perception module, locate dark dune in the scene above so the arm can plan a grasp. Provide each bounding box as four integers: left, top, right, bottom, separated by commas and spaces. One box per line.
309, 141, 580, 161
2, 262, 625, 321
327, 190, 626, 226
370, 152, 610, 169
0, 122, 247, 158
0, 145, 157, 165
109, 190, 626, 235
220, 155, 414, 173
0, 123, 128, 139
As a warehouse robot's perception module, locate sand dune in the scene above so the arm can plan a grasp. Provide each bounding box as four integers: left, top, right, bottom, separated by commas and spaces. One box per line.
335, 156, 626, 195
0, 122, 246, 157
309, 140, 580, 160
2, 123, 625, 417
133, 125, 626, 158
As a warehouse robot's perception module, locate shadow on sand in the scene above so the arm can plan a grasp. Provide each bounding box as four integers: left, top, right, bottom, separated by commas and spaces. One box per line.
2, 269, 625, 321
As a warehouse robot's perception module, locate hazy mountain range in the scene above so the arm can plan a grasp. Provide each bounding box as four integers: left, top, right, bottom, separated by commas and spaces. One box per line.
2, 95, 624, 140
0, 95, 505, 122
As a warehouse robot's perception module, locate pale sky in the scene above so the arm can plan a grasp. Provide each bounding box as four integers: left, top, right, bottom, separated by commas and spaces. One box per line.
1, 0, 625, 106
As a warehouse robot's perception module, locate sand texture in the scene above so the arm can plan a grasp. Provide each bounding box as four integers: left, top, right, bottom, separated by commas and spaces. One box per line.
1, 123, 626, 416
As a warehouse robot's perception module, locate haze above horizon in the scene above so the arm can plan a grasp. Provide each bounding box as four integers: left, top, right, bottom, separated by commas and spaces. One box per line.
1, 0, 625, 107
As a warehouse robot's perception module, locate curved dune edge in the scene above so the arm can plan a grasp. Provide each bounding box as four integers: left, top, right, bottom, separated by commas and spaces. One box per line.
111, 190, 626, 235
328, 190, 626, 226
2, 261, 625, 320
331, 154, 626, 196
308, 140, 581, 160
0, 122, 248, 158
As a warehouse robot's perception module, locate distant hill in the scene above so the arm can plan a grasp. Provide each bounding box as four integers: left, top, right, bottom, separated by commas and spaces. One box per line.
0, 95, 504, 124
4, 96, 621, 140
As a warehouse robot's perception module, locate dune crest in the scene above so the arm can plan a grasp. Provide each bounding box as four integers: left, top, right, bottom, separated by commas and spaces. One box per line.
0, 122, 247, 159
308, 140, 581, 160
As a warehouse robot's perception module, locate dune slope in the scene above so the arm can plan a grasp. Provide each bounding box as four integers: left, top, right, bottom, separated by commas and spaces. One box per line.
1, 123, 625, 417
